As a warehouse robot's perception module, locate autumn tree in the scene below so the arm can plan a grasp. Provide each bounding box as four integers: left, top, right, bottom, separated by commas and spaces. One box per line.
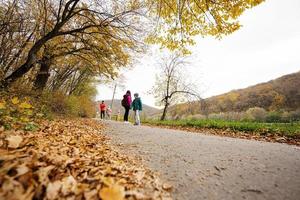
0, 0, 145, 89
151, 53, 201, 120
146, 0, 265, 53
0, 0, 264, 92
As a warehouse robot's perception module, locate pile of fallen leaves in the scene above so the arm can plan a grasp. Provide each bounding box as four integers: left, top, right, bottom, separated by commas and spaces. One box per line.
0, 119, 172, 199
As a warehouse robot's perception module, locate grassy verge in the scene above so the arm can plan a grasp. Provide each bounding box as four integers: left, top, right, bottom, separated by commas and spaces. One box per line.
143, 119, 300, 138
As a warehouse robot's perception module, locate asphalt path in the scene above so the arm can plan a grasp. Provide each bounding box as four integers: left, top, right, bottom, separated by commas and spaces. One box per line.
104, 120, 300, 200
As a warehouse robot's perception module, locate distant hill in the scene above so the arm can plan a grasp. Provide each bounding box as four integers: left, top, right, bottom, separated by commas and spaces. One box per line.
96, 99, 160, 118
167, 71, 300, 118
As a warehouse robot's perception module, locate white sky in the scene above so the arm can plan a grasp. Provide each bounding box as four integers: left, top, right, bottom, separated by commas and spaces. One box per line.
96, 0, 300, 108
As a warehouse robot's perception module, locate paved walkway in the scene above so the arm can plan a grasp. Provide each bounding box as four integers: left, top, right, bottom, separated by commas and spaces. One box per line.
104, 121, 300, 200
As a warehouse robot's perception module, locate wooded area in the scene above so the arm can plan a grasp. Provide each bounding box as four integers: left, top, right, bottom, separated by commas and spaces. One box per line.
167, 71, 300, 122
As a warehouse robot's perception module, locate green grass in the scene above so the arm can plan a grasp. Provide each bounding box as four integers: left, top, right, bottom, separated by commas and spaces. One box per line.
143, 119, 300, 138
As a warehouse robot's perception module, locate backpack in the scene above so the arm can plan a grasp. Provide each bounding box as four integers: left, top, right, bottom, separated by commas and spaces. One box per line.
121, 96, 127, 107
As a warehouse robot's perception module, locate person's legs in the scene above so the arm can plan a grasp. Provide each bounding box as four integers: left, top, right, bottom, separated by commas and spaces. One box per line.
101, 111, 105, 119
134, 110, 140, 125
123, 108, 126, 121
124, 107, 129, 121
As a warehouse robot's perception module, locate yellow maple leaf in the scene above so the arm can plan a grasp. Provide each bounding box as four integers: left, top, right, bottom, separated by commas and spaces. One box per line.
99, 184, 125, 200
11, 97, 20, 105
19, 102, 32, 109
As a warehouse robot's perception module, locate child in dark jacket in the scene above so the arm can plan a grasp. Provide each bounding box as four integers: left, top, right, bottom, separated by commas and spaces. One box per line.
132, 93, 142, 125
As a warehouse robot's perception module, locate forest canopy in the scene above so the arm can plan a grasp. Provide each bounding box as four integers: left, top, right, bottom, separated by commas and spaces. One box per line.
0, 0, 264, 91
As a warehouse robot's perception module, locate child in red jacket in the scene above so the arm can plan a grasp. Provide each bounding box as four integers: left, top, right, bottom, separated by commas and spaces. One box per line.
99, 101, 106, 119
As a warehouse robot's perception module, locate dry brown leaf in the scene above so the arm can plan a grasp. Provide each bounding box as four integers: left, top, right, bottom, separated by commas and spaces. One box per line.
101, 176, 115, 187
61, 175, 77, 196
6, 135, 23, 148
36, 165, 55, 184
162, 182, 173, 191
46, 181, 62, 200
20, 185, 35, 200
126, 190, 147, 199
15, 163, 30, 177
99, 184, 125, 200
84, 189, 98, 200
135, 170, 145, 182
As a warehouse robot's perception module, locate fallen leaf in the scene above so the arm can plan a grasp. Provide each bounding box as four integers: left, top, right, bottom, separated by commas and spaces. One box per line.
36, 165, 55, 184
61, 175, 77, 196
46, 181, 62, 200
126, 190, 147, 199
84, 189, 98, 200
101, 176, 115, 187
135, 171, 145, 182
99, 184, 125, 200
162, 182, 173, 191
16, 163, 30, 177
6, 135, 23, 148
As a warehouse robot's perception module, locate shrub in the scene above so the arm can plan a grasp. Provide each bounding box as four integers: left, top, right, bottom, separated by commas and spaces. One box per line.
288, 109, 300, 122
266, 111, 282, 123
66, 95, 81, 116
208, 113, 224, 120
245, 107, 267, 122
186, 114, 207, 120
77, 95, 96, 118
207, 112, 246, 121
44, 92, 68, 114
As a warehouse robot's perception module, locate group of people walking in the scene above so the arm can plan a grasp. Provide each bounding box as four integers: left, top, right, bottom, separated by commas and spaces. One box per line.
99, 90, 142, 125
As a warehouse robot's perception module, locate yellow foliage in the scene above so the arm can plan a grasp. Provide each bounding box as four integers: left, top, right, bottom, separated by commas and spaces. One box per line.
19, 102, 33, 109
0, 94, 38, 130
20, 117, 30, 122
11, 97, 20, 105
0, 102, 5, 109
146, 0, 265, 52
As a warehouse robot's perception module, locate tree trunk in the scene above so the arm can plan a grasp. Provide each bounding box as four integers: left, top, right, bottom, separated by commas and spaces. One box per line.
160, 100, 169, 120
0, 26, 59, 89
0, 61, 34, 89
33, 59, 51, 91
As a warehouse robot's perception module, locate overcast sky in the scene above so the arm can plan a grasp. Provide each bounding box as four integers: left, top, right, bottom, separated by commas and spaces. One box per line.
96, 0, 300, 108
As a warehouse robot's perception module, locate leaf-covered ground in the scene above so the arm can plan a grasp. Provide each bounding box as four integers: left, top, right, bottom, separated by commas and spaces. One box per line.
0, 119, 172, 200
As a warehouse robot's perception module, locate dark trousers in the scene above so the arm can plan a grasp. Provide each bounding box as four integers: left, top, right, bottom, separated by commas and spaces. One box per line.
124, 106, 130, 121
101, 111, 105, 119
